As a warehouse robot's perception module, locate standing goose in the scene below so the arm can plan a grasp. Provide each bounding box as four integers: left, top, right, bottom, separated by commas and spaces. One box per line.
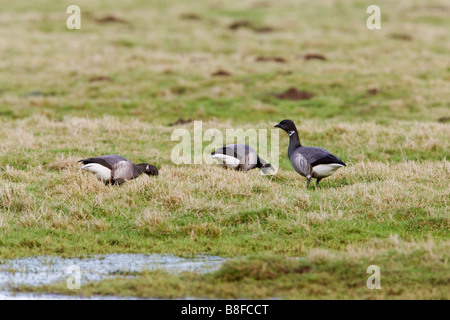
211, 144, 274, 174
78, 154, 158, 185
275, 120, 346, 187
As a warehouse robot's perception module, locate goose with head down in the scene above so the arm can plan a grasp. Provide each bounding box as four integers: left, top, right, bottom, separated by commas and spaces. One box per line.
78, 154, 158, 185
211, 144, 274, 174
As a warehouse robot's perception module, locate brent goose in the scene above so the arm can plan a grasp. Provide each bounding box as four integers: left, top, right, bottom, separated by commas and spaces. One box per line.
211, 144, 274, 174
275, 120, 346, 187
78, 154, 158, 185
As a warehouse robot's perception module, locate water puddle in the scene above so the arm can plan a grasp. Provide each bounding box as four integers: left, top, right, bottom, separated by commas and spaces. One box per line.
0, 253, 225, 300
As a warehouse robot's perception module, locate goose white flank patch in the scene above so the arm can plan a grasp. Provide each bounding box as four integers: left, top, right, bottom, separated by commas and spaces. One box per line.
210, 153, 241, 168
275, 119, 346, 187
80, 163, 112, 182
312, 163, 345, 178
211, 144, 274, 174
78, 154, 158, 185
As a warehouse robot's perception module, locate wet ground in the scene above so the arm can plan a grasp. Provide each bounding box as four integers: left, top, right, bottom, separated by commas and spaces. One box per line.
0, 254, 225, 300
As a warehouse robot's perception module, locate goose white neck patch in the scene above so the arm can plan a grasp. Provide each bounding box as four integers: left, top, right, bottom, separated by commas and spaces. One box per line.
288, 130, 295, 137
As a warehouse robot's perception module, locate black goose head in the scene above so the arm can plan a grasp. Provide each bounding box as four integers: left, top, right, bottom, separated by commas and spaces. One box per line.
260, 163, 275, 175
144, 164, 159, 176
274, 119, 298, 137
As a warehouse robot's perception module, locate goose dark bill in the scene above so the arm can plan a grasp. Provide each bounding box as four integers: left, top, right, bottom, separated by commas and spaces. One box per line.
78, 154, 158, 185
275, 120, 346, 187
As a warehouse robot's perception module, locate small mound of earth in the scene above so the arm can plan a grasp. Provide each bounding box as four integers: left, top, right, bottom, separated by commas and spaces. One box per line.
389, 33, 413, 41
212, 70, 232, 77
256, 56, 286, 63
367, 87, 379, 95
228, 20, 274, 33
229, 20, 251, 30
168, 118, 194, 126
303, 54, 327, 61
438, 116, 450, 123
253, 26, 274, 33
96, 15, 128, 24
89, 76, 113, 82
274, 88, 315, 101
180, 13, 202, 20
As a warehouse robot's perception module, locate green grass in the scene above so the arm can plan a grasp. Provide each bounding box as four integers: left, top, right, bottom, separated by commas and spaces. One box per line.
0, 0, 449, 123
0, 117, 448, 262
15, 238, 450, 299
0, 0, 449, 299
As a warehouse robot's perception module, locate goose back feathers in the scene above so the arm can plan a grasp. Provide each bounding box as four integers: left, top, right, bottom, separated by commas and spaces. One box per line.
79, 154, 158, 185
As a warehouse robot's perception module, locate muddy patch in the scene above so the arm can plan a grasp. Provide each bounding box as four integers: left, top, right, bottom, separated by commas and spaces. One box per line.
367, 87, 379, 95
253, 26, 275, 33
168, 118, 194, 126
180, 13, 202, 21
389, 33, 413, 41
212, 70, 232, 77
95, 15, 128, 24
228, 20, 274, 33
438, 116, 450, 123
274, 88, 315, 101
256, 56, 286, 63
89, 76, 113, 83
302, 53, 327, 61
229, 20, 251, 30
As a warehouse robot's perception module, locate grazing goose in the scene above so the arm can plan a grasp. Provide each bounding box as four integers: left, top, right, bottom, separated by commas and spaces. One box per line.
78, 154, 158, 185
211, 144, 274, 174
275, 120, 346, 187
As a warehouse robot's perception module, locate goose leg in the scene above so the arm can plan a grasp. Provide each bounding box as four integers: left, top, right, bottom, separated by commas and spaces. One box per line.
306, 175, 312, 188
112, 179, 125, 186
316, 178, 322, 188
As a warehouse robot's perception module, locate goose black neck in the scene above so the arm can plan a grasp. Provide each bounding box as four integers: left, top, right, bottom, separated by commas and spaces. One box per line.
256, 156, 267, 168
288, 131, 302, 158
134, 164, 147, 177
256, 157, 262, 168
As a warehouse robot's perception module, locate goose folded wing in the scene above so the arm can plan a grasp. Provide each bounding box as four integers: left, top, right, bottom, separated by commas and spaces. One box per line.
214, 145, 240, 159
213, 144, 257, 159
300, 147, 346, 167
78, 154, 129, 170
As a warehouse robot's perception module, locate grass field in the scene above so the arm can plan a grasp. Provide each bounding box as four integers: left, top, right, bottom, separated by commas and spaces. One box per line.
0, 0, 449, 299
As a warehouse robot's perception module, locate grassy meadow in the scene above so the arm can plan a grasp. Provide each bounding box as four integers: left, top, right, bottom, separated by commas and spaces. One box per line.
0, 0, 449, 299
